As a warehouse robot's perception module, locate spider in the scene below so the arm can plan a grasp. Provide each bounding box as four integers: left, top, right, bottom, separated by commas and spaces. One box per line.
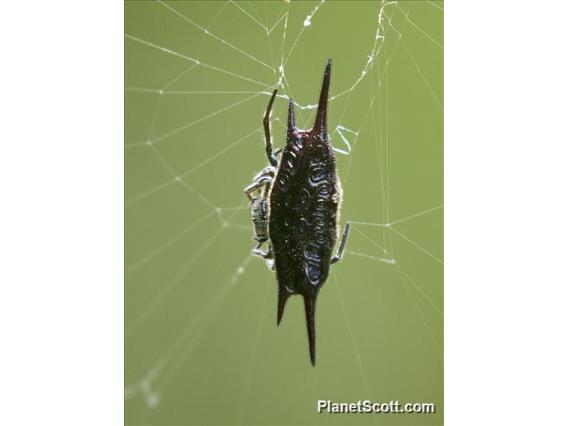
244, 59, 350, 366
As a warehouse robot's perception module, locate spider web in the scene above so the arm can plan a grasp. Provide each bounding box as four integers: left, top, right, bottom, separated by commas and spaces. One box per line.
124, 1, 443, 424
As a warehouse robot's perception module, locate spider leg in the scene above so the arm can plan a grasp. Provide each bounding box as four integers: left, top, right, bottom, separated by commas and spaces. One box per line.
331, 222, 350, 264
263, 89, 279, 167
252, 242, 273, 259
243, 176, 272, 200
266, 258, 275, 272
252, 166, 276, 182
253, 243, 275, 272
244, 165, 275, 199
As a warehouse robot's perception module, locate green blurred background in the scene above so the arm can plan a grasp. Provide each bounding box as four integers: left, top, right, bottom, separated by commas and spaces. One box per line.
125, 1, 443, 425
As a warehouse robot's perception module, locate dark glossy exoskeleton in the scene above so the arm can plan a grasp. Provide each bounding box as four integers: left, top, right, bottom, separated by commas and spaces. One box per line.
244, 60, 350, 366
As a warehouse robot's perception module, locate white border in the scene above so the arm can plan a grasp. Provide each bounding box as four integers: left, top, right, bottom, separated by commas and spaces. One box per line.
1, 0, 568, 425
0, 1, 123, 425
446, 0, 568, 424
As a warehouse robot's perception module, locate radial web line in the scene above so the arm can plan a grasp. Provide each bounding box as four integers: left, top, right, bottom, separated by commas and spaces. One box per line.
142, 91, 262, 145
125, 226, 225, 337
396, 2, 444, 50
149, 144, 219, 210
125, 126, 262, 207
383, 0, 414, 226
161, 63, 199, 91
125, 0, 241, 213
427, 0, 444, 12
160, 1, 229, 92
124, 174, 173, 207
384, 3, 441, 110
127, 254, 254, 417
125, 34, 273, 89
125, 88, 265, 95
229, 0, 267, 32
370, 49, 388, 250
282, 0, 326, 66
158, 1, 274, 71
338, 1, 406, 189
125, 211, 215, 275
264, 5, 279, 81
163, 256, 253, 388
126, 201, 246, 338
333, 275, 373, 399
247, 1, 264, 22
146, 91, 163, 139
394, 261, 443, 317
156, 256, 253, 393
325, 1, 394, 104
388, 225, 444, 265
235, 284, 270, 423
348, 250, 396, 265
347, 0, 441, 361
348, 205, 443, 228
352, 225, 389, 255
394, 266, 443, 357
384, 31, 391, 225
400, 37, 443, 111
174, 127, 262, 178
388, 204, 443, 226
267, 10, 288, 35
385, 220, 443, 358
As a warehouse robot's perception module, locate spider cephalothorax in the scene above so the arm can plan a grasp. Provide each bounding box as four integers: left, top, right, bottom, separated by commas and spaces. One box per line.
244, 60, 350, 365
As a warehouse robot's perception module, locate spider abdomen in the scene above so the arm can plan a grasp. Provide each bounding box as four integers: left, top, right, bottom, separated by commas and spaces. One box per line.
250, 197, 268, 243
244, 60, 349, 366
267, 60, 341, 366
269, 137, 340, 296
